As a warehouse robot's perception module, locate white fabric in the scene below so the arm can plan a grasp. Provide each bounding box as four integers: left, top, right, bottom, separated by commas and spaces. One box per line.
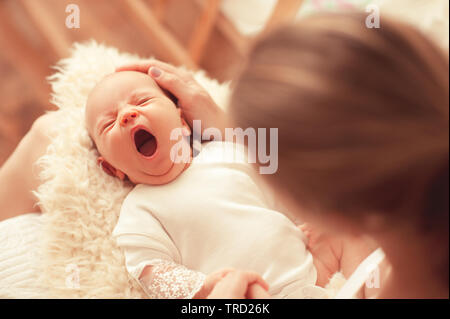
0, 213, 44, 298
113, 141, 321, 298
334, 248, 385, 299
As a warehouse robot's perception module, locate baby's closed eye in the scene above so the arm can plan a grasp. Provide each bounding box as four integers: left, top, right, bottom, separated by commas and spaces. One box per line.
102, 119, 116, 133
137, 97, 152, 105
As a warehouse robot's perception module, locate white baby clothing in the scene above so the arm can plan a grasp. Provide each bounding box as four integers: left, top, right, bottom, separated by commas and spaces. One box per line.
113, 141, 320, 298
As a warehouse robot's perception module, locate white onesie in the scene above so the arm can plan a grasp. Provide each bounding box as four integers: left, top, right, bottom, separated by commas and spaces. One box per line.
113, 141, 321, 298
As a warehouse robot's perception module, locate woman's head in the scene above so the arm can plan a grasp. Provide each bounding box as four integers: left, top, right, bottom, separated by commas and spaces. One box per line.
231, 12, 448, 235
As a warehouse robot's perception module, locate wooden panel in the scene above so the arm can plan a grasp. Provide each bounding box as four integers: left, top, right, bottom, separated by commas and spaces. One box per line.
121, 0, 197, 69
188, 0, 221, 63
0, 0, 242, 166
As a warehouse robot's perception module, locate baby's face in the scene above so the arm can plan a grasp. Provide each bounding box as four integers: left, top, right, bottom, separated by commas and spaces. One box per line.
85, 71, 191, 185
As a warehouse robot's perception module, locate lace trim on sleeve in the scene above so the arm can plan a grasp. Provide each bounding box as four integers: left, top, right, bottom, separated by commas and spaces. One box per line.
139, 259, 206, 299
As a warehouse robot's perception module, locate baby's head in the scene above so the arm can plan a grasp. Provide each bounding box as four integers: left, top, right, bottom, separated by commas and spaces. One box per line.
85, 71, 191, 185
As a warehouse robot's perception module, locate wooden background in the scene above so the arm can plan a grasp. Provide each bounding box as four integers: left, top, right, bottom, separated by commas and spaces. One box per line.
0, 0, 246, 166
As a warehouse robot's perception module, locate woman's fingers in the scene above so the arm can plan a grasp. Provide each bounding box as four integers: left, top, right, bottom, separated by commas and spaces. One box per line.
149, 68, 193, 103
207, 270, 269, 299
116, 60, 194, 103
194, 268, 236, 298
146, 59, 185, 75
116, 59, 225, 134
115, 63, 152, 73
235, 271, 269, 291
247, 283, 271, 299
116, 59, 185, 77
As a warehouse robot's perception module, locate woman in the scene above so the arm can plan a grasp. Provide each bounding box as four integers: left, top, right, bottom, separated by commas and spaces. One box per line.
1, 12, 447, 298
228, 12, 449, 298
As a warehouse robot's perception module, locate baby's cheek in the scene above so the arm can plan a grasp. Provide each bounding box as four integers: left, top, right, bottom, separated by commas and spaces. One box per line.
100, 137, 121, 162
109, 130, 130, 150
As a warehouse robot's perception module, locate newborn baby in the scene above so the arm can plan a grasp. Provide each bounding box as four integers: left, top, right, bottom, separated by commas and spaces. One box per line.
85, 71, 322, 298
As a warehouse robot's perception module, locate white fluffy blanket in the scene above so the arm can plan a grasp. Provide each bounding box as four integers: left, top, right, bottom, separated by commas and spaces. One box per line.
34, 42, 230, 298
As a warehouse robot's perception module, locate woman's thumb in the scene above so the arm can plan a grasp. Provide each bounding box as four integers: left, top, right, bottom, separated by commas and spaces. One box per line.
149, 66, 162, 78
148, 67, 185, 102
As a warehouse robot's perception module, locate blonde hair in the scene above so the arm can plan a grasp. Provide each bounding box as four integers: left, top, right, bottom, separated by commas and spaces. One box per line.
230, 12, 448, 275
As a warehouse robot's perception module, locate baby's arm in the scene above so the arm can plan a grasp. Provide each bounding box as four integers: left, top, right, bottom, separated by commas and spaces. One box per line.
125, 247, 267, 299
139, 264, 235, 299
116, 196, 235, 299
136, 259, 207, 299
139, 262, 269, 299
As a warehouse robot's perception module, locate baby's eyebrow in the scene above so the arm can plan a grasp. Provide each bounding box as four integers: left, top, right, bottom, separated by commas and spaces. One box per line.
127, 92, 140, 103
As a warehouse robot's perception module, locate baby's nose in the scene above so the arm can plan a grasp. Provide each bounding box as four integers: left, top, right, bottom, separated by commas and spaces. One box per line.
120, 110, 138, 126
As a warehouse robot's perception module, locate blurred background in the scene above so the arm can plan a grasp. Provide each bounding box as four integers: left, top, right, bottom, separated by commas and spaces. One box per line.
0, 0, 447, 165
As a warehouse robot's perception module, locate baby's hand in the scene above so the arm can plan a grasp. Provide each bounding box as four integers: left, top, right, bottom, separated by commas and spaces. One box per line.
299, 223, 322, 248
193, 268, 234, 298
298, 223, 342, 287
207, 269, 270, 299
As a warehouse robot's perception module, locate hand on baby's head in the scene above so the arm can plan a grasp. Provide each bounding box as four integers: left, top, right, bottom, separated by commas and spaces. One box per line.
85, 71, 192, 186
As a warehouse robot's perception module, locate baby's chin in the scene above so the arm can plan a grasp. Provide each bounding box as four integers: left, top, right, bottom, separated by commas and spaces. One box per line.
128, 160, 190, 186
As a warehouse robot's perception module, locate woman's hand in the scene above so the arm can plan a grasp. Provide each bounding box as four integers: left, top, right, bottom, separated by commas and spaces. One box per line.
116, 60, 227, 139
206, 270, 271, 299
193, 268, 234, 298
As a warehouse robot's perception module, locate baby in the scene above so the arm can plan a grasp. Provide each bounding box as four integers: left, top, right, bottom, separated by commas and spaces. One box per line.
85, 70, 324, 298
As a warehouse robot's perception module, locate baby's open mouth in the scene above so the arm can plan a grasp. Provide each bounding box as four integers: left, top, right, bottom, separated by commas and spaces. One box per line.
134, 129, 157, 157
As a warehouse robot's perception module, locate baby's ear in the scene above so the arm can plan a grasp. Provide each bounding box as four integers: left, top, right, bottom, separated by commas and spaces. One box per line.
97, 157, 126, 181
